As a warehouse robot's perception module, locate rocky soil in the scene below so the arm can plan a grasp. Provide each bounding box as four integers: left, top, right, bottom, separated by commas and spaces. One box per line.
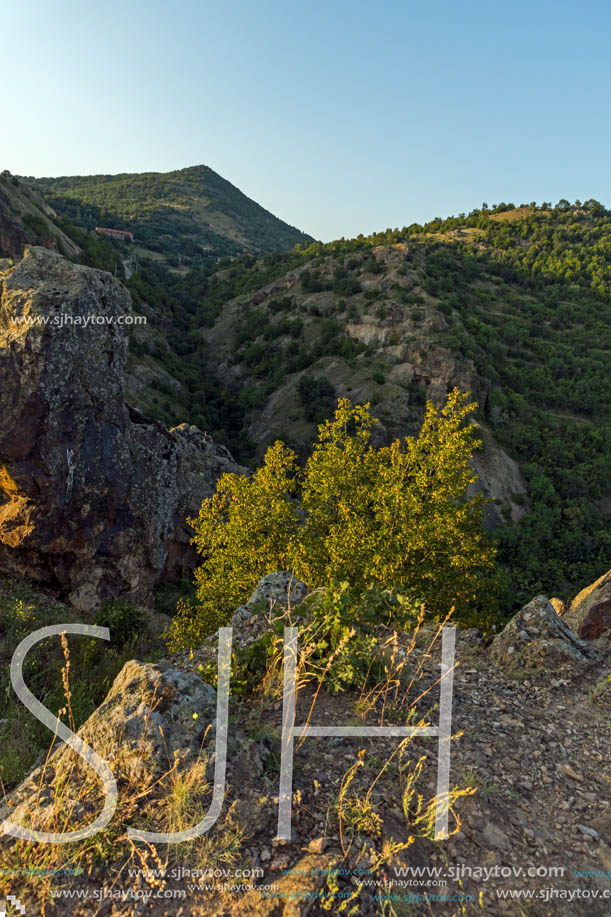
1, 575, 609, 916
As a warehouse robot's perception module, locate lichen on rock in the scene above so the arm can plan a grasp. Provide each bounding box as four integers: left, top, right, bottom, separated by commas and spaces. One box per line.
489, 594, 602, 670
0, 246, 243, 609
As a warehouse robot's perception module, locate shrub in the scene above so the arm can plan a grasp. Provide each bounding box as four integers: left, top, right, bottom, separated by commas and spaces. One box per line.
294, 583, 419, 693
94, 600, 147, 646
333, 276, 362, 296
165, 389, 498, 649
297, 374, 336, 423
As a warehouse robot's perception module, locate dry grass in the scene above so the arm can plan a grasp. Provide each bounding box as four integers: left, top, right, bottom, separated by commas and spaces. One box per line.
0, 639, 245, 913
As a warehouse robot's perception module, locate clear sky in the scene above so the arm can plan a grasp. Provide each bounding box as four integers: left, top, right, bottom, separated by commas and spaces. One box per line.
2, 0, 610, 241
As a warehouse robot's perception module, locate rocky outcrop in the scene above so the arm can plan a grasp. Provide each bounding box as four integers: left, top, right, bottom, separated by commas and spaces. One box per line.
0, 657, 263, 838
0, 246, 243, 608
489, 594, 602, 670
468, 424, 529, 528
564, 569, 611, 639
231, 571, 309, 625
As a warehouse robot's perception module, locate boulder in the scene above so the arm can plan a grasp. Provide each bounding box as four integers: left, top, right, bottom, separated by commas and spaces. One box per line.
0, 660, 216, 830
74, 660, 218, 778
489, 595, 601, 670
0, 246, 243, 608
564, 569, 611, 640
231, 571, 309, 623
0, 658, 262, 837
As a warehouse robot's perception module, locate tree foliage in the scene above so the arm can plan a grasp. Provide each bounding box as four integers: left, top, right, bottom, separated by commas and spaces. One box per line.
166, 389, 498, 649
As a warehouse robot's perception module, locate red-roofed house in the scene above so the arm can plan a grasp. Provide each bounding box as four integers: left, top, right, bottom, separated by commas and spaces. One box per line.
95, 226, 134, 242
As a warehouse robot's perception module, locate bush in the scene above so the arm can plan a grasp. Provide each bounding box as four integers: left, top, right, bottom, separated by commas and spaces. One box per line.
295, 583, 419, 693
94, 600, 147, 646
297, 374, 336, 423
333, 276, 362, 296
165, 390, 498, 649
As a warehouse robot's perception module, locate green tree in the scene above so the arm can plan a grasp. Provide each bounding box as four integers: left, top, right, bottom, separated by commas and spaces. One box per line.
166, 389, 498, 650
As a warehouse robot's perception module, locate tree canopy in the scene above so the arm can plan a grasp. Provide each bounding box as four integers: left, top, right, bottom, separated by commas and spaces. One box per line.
166, 389, 498, 649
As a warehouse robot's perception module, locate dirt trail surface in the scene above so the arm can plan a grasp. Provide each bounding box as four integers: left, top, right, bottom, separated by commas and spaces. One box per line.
95, 633, 611, 916
1, 581, 609, 916
134, 631, 611, 916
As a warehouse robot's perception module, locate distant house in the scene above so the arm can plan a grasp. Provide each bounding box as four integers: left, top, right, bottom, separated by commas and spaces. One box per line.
95, 226, 134, 242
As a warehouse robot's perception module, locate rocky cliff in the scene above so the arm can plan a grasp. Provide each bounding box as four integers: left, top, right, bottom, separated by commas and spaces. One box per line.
0, 246, 242, 609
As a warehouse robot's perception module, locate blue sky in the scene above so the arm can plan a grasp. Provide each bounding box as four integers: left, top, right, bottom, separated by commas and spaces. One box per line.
2, 0, 610, 240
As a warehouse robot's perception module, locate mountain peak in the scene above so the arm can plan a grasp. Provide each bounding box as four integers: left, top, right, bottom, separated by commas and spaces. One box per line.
22, 166, 313, 264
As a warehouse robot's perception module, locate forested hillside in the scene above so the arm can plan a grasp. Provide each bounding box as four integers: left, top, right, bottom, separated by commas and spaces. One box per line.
119, 200, 610, 612
9, 178, 607, 615
23, 165, 312, 265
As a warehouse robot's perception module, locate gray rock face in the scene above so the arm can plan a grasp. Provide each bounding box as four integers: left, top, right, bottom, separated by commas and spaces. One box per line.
75, 660, 218, 779
231, 571, 309, 624
489, 594, 601, 670
468, 424, 529, 529
0, 657, 264, 839
0, 246, 243, 608
564, 569, 611, 640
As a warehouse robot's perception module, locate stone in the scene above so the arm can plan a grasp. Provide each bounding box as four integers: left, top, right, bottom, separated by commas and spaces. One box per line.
306, 836, 327, 854
564, 569, 611, 639
481, 822, 511, 851
245, 571, 309, 612
559, 763, 583, 781
489, 595, 600, 670
0, 247, 243, 609
229, 572, 309, 638
227, 797, 272, 836
577, 825, 600, 840
0, 659, 220, 829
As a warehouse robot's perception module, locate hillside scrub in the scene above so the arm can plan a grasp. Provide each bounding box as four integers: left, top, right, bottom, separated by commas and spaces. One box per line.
24, 165, 312, 260
122, 202, 610, 608
26, 185, 610, 608
166, 389, 498, 650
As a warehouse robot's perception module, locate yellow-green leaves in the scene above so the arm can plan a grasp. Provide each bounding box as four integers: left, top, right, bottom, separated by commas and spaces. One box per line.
166, 389, 498, 650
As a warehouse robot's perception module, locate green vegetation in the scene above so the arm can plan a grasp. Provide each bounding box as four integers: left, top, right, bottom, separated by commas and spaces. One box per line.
141, 199, 609, 609
298, 374, 336, 422
12, 177, 609, 614
166, 391, 497, 649
0, 578, 158, 787
24, 165, 312, 264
